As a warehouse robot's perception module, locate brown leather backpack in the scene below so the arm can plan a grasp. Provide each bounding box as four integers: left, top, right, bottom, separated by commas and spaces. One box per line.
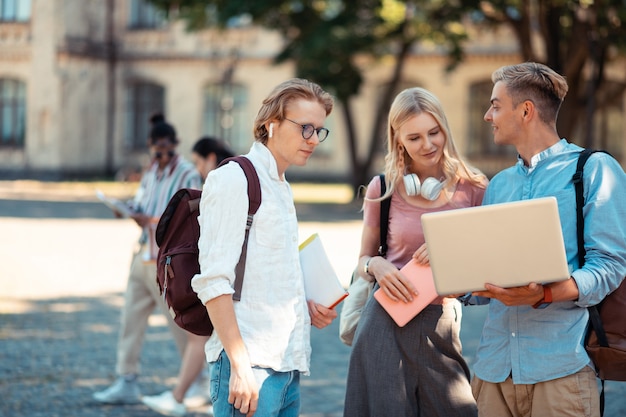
155, 156, 261, 336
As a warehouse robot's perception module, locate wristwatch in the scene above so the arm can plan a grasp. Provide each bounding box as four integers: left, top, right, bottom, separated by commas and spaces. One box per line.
364, 257, 375, 278
532, 285, 553, 309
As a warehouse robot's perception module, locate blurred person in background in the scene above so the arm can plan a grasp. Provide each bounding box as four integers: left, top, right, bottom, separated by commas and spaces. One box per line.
93, 114, 202, 405
141, 136, 235, 417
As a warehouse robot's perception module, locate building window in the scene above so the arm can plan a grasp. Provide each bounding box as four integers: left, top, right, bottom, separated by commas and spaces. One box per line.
203, 83, 249, 152
0, 78, 26, 148
128, 0, 166, 29
125, 81, 165, 150
0, 0, 30, 22
467, 80, 516, 158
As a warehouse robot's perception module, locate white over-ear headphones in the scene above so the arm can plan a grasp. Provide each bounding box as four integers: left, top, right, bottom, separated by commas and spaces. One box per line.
269, 123, 274, 138
403, 173, 444, 201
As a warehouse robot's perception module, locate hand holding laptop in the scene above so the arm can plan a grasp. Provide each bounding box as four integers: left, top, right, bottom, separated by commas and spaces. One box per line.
472, 281, 546, 306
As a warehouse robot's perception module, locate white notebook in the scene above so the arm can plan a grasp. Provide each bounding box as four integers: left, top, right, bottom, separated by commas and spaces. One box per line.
299, 233, 348, 309
421, 197, 570, 295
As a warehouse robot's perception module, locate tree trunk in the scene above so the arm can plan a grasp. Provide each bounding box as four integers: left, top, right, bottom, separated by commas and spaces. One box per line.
351, 38, 414, 199
340, 98, 362, 197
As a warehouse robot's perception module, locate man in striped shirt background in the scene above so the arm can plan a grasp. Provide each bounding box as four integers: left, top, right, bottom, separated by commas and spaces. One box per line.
93, 113, 203, 406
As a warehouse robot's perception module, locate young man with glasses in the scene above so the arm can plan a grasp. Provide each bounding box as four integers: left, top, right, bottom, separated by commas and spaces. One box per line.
191, 78, 338, 417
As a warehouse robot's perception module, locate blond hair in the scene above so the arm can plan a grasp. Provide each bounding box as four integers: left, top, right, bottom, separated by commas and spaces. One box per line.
492, 62, 568, 125
374, 87, 486, 201
253, 78, 334, 144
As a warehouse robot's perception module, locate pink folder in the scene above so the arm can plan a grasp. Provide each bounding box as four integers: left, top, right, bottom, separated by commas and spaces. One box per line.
373, 261, 438, 327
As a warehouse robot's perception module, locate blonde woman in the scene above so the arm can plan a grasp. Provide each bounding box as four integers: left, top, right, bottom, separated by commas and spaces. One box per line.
344, 87, 487, 417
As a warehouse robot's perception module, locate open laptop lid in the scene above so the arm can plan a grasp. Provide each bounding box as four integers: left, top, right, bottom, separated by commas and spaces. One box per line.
421, 197, 570, 295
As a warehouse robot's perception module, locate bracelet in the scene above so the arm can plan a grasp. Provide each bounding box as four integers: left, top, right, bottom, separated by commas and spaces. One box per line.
532, 285, 553, 309
364, 257, 375, 277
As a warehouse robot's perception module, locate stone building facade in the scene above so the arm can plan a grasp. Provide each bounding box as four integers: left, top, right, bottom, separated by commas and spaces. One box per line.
0, 0, 624, 180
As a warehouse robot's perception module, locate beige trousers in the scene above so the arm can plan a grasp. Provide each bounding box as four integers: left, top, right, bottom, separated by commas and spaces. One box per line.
471, 366, 600, 417
115, 246, 187, 375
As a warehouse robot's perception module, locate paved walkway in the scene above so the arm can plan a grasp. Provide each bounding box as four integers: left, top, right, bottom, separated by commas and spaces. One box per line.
1, 182, 625, 417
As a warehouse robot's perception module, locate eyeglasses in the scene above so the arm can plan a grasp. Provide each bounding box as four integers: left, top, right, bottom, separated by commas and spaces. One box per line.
154, 150, 174, 160
284, 118, 329, 142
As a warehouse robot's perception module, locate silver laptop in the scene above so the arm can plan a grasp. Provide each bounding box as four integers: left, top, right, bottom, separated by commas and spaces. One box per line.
421, 197, 570, 295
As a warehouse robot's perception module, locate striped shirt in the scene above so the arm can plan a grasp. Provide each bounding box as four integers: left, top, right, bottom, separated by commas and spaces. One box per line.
131, 154, 202, 218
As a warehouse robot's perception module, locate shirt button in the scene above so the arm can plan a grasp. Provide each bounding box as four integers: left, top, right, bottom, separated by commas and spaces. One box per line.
512, 332, 516, 337
292, 236, 297, 242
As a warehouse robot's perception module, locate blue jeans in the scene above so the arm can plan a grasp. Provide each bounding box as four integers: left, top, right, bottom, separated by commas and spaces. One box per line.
210, 351, 301, 417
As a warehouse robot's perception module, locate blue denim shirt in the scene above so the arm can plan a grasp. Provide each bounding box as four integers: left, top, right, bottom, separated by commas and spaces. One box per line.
473, 139, 626, 384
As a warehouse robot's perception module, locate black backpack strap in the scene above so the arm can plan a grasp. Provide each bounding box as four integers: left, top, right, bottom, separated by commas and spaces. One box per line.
573, 149, 611, 348
218, 156, 262, 301
573, 148, 612, 267
573, 149, 595, 267
378, 174, 391, 257
573, 149, 610, 416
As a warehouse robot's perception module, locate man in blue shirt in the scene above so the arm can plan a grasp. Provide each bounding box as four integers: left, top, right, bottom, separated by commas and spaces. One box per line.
471, 62, 626, 417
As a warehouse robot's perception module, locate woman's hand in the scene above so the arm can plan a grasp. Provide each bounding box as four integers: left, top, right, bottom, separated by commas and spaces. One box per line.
412, 243, 429, 265
307, 300, 338, 329
370, 256, 419, 303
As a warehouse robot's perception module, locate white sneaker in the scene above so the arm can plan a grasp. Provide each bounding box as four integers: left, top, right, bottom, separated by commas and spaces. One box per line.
142, 390, 186, 417
93, 375, 141, 404
184, 377, 211, 408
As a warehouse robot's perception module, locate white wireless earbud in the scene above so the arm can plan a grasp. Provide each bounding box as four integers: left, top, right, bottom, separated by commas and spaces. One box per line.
269, 123, 274, 138
403, 174, 444, 201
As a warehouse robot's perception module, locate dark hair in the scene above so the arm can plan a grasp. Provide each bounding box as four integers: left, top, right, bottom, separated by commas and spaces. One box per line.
192, 136, 235, 165
149, 112, 178, 145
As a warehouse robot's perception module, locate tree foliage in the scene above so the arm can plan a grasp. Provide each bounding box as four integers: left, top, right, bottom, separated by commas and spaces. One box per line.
148, 0, 474, 195
149, 0, 626, 195
467, 0, 626, 149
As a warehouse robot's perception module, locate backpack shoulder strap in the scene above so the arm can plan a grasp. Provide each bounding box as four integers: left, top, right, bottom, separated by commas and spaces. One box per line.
572, 149, 610, 267
226, 156, 262, 216
573, 149, 595, 267
218, 156, 262, 301
574, 149, 612, 415
378, 174, 391, 257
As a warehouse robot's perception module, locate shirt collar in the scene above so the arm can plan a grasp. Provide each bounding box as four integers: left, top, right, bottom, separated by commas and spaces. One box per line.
249, 141, 283, 181
517, 138, 568, 172
150, 154, 179, 179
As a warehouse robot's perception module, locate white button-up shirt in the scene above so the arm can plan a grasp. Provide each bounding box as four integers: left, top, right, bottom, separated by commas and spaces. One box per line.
191, 142, 311, 374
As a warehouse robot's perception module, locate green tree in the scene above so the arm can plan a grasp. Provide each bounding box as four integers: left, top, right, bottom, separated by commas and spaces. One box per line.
150, 0, 626, 195
148, 0, 471, 196
464, 0, 626, 151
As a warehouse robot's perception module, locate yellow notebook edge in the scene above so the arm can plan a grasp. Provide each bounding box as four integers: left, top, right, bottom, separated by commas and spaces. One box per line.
298, 233, 319, 251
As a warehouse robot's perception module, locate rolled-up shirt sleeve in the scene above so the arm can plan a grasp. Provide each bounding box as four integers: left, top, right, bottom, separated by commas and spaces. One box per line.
572, 153, 626, 307
192, 162, 249, 305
